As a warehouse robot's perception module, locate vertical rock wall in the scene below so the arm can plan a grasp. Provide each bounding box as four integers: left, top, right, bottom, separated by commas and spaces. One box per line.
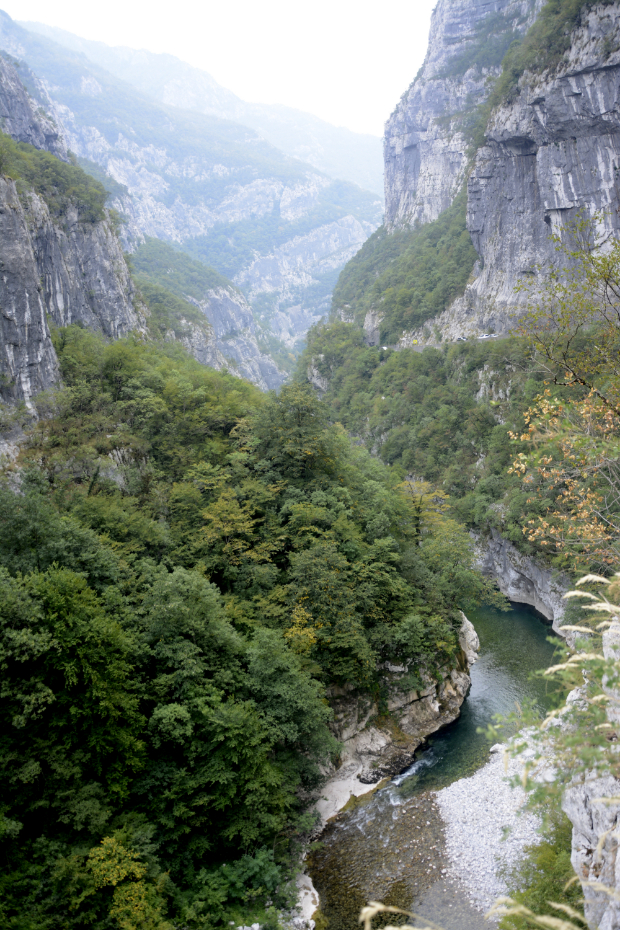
383, 0, 536, 229
0, 178, 143, 405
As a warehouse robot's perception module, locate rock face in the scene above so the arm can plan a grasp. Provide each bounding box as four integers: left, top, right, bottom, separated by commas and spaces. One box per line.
0, 176, 142, 406
384, 0, 536, 230
475, 528, 570, 637
326, 614, 478, 784
0, 54, 67, 159
385, 0, 620, 345
0, 54, 144, 406
459, 2, 620, 338
185, 287, 285, 391
563, 621, 620, 930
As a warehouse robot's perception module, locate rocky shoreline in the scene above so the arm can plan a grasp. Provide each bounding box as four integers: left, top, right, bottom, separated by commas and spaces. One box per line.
436, 744, 540, 914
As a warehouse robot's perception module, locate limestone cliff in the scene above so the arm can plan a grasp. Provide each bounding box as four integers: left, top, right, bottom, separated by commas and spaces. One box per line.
182, 286, 285, 391
0, 54, 67, 159
384, 0, 536, 230
440, 2, 620, 340
384, 0, 620, 345
0, 176, 144, 406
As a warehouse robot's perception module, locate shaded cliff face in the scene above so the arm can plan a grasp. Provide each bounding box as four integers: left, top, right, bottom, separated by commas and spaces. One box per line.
0, 176, 142, 405
0, 54, 146, 406
383, 0, 620, 346
184, 287, 286, 390
462, 3, 620, 335
384, 0, 535, 229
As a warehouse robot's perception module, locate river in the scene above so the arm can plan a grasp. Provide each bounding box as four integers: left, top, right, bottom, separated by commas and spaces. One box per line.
307, 602, 559, 930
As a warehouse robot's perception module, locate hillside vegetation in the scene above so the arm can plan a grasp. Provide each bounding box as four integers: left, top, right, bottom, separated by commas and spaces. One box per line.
0, 326, 498, 930
0, 129, 108, 222
332, 189, 477, 342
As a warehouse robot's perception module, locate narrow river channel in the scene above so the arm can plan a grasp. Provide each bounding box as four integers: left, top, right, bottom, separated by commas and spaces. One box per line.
308, 603, 559, 930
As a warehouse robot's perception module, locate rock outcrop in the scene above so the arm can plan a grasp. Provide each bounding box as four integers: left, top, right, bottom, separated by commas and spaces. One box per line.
183, 287, 285, 390
384, 0, 536, 230
475, 528, 570, 636
0, 54, 67, 159
0, 176, 142, 407
563, 621, 620, 930
449, 2, 620, 339
326, 614, 479, 786
385, 0, 620, 345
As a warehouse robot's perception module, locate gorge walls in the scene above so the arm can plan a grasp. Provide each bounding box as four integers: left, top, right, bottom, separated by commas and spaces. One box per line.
384, 0, 620, 344
384, 0, 536, 230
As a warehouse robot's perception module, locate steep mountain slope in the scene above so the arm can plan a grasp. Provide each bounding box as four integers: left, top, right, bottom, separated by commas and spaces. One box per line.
20, 21, 384, 196
320, 0, 620, 350
0, 52, 288, 401
384, 0, 537, 229
0, 11, 381, 356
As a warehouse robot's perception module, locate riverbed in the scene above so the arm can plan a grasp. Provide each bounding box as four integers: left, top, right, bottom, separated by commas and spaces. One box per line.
307, 602, 559, 930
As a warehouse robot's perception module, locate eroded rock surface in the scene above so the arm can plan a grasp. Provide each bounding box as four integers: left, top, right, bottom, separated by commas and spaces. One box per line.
475, 528, 570, 636
320, 613, 478, 806
0, 176, 142, 406
384, 0, 536, 230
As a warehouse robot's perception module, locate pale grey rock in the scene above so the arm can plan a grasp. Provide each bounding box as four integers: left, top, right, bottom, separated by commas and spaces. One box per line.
437, 747, 541, 913
475, 528, 571, 639
237, 214, 376, 348
0, 55, 67, 158
563, 621, 620, 930
183, 287, 286, 390
459, 614, 480, 667
307, 355, 329, 394
0, 175, 142, 407
398, 2, 620, 346
326, 613, 478, 783
362, 308, 383, 346
384, 0, 536, 229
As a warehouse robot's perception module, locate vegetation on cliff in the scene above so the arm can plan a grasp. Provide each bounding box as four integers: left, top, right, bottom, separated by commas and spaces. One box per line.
0, 129, 108, 222
331, 188, 477, 342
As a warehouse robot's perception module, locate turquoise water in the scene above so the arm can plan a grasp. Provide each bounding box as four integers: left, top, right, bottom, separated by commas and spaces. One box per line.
308, 602, 560, 930
393, 602, 560, 796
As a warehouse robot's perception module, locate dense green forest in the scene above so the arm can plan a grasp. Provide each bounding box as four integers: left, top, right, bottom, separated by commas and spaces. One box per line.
298, 326, 564, 558
0, 326, 498, 930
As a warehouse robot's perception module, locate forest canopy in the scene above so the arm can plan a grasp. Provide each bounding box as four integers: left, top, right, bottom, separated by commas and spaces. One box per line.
0, 327, 497, 930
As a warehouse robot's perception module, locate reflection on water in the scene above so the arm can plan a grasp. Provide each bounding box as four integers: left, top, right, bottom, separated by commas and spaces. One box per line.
308, 603, 560, 930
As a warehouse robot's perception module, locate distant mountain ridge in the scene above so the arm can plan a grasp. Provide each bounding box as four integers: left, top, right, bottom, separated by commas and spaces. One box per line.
20, 20, 384, 197
0, 9, 381, 360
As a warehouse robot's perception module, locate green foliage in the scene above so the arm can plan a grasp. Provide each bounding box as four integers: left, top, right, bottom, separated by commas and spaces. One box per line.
0, 327, 496, 929
0, 130, 108, 222
499, 811, 581, 930
299, 324, 565, 558
130, 238, 234, 300
491, 0, 615, 106
136, 277, 212, 340
77, 156, 129, 200
331, 188, 477, 342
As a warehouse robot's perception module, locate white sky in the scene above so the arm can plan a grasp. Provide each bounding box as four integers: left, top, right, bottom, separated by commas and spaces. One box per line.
1, 0, 436, 136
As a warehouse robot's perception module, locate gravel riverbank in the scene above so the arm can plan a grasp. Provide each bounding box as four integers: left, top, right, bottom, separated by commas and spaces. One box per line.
435, 744, 541, 913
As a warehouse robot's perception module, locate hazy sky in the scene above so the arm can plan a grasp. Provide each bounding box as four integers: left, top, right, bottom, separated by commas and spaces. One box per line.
2, 0, 436, 136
